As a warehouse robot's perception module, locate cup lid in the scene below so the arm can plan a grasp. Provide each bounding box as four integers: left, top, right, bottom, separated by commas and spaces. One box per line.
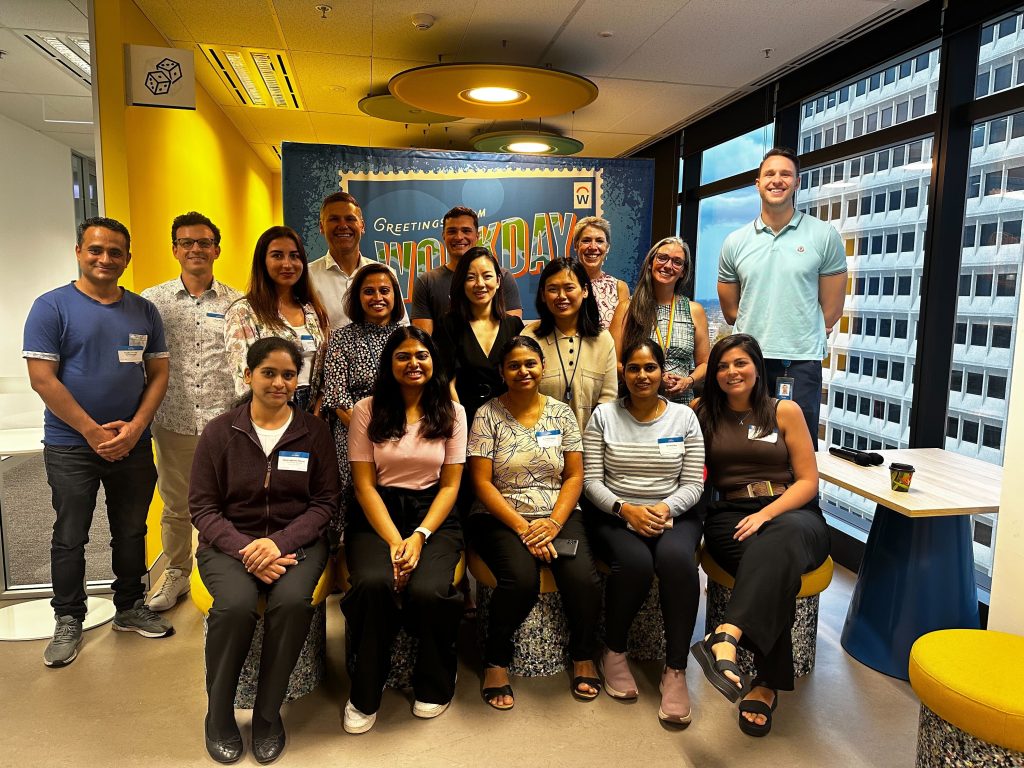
889, 462, 915, 471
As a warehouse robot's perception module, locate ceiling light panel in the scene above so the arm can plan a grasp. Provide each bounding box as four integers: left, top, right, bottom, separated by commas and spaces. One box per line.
18, 32, 92, 86
201, 45, 303, 110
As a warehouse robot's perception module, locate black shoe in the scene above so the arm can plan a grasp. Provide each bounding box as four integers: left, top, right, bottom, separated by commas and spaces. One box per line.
204, 724, 243, 765
253, 726, 286, 765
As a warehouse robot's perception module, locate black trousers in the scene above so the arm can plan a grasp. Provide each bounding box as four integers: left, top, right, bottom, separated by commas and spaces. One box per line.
198, 538, 328, 739
765, 359, 822, 449
585, 507, 703, 670
703, 498, 830, 691
468, 510, 601, 668
341, 485, 463, 715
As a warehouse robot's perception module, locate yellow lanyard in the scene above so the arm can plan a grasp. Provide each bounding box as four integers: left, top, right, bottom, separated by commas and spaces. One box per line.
655, 300, 675, 349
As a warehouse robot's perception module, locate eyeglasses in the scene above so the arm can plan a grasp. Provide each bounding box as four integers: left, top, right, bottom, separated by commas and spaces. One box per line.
654, 253, 686, 269
174, 238, 216, 249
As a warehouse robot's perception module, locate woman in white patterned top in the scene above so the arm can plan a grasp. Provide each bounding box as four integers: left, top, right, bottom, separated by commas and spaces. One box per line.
582, 339, 705, 724
467, 336, 602, 710
571, 217, 629, 332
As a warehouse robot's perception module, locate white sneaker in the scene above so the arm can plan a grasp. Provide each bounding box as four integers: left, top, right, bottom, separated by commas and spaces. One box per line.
412, 700, 450, 719
343, 700, 376, 734
146, 568, 190, 612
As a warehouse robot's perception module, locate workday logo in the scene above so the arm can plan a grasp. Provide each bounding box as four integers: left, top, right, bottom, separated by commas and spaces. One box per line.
574, 182, 592, 209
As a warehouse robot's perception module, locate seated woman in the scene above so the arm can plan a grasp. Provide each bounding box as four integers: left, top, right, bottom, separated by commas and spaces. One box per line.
321, 263, 406, 545
690, 334, 829, 737
190, 337, 338, 765
468, 336, 602, 710
522, 258, 617, 430
342, 327, 466, 734
582, 339, 704, 724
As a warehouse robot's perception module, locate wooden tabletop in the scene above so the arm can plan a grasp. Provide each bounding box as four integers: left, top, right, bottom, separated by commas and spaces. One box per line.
815, 447, 1002, 518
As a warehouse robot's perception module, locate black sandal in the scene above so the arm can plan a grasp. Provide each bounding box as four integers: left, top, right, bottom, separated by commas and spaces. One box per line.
738, 688, 778, 737
571, 676, 602, 702
481, 684, 514, 711
689, 632, 751, 703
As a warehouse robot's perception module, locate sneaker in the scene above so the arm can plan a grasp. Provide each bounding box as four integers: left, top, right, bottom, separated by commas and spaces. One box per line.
343, 700, 376, 734
659, 667, 692, 725
112, 599, 175, 638
146, 568, 190, 612
601, 648, 639, 699
43, 615, 83, 667
412, 700, 450, 719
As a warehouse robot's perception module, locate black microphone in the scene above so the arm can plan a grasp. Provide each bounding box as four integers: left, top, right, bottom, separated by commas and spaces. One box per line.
829, 447, 885, 466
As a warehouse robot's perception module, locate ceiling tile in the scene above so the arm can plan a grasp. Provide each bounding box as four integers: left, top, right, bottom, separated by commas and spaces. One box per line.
568, 78, 734, 134
40, 129, 96, 156
0, 0, 87, 32
243, 108, 317, 145
0, 27, 91, 97
166, 0, 285, 48
251, 142, 282, 170
134, 0, 192, 42
219, 105, 265, 143
272, 0, 372, 56
307, 111, 374, 146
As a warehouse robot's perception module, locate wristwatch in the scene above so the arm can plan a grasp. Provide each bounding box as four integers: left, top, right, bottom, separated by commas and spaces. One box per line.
414, 526, 432, 541
612, 500, 624, 518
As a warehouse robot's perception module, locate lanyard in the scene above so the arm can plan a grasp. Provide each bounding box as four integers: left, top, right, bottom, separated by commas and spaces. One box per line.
554, 333, 580, 401
655, 300, 676, 350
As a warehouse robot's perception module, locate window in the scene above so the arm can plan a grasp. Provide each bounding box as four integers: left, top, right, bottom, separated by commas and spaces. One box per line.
700, 124, 775, 185
889, 190, 902, 210
968, 174, 981, 198
859, 397, 870, 416
976, 273, 994, 296
883, 276, 895, 295
868, 276, 880, 295
873, 400, 886, 419
1005, 220, 1022, 244
963, 224, 976, 247
694, 186, 762, 318
994, 64, 1013, 92
971, 324, 989, 346
843, 432, 854, 448
955, 322, 967, 344
947, 417, 959, 438
875, 192, 887, 213
966, 372, 984, 395
849, 355, 860, 374
853, 316, 863, 334
959, 274, 972, 296
847, 393, 857, 411
988, 375, 1007, 399
905, 187, 919, 208
901, 232, 915, 252
997, 273, 1017, 296
984, 171, 1003, 196
892, 361, 905, 381
888, 402, 901, 424
984, 425, 1003, 450
990, 117, 1009, 144
834, 391, 844, 409
950, 370, 963, 391
863, 357, 874, 376
877, 359, 889, 379
894, 319, 908, 338
886, 233, 899, 252
992, 325, 1012, 348
962, 420, 979, 444
879, 318, 892, 337
857, 435, 868, 450
898, 276, 912, 295
866, 317, 877, 335
980, 222, 998, 245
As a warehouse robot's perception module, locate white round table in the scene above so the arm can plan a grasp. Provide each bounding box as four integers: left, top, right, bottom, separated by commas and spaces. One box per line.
0, 595, 116, 641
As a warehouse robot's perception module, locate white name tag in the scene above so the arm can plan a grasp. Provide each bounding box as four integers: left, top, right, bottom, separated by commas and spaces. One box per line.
206, 312, 225, 320
278, 451, 309, 471
748, 425, 779, 443
129, 333, 148, 348
657, 436, 685, 456
299, 334, 317, 352
536, 429, 562, 449
118, 346, 144, 363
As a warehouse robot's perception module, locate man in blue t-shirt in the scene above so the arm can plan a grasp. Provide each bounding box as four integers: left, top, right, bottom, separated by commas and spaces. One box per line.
718, 148, 847, 447
23, 216, 175, 668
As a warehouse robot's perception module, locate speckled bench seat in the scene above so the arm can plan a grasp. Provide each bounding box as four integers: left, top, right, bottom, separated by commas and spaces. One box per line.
699, 546, 833, 678
909, 629, 1024, 767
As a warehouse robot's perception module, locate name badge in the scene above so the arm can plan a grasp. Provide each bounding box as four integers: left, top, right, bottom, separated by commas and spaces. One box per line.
748, 425, 779, 443
299, 334, 317, 352
206, 312, 225, 319
118, 345, 144, 363
536, 429, 562, 449
129, 333, 148, 348
775, 376, 794, 401
657, 436, 685, 456
278, 451, 310, 472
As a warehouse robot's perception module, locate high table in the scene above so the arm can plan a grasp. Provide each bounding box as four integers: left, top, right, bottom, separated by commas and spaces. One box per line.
816, 447, 1001, 680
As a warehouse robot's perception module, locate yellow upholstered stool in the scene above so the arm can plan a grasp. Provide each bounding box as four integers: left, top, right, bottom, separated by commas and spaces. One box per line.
337, 548, 465, 690
699, 545, 833, 677
468, 549, 570, 677
190, 562, 332, 709
909, 629, 1024, 766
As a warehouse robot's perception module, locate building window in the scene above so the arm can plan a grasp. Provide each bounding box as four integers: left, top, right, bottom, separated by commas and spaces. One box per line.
975, 273, 994, 296
992, 325, 1012, 348
947, 416, 959, 438
888, 403, 901, 424
966, 372, 984, 395
950, 370, 963, 392
988, 375, 1007, 399
971, 324, 989, 346
892, 361, 905, 381
962, 420, 979, 444
983, 425, 1002, 449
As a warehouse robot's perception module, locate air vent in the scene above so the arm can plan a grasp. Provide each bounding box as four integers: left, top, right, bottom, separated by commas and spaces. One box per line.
19, 31, 91, 86
200, 45, 302, 110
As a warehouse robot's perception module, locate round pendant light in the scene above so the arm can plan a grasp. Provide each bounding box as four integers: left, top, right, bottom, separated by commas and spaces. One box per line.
472, 130, 584, 156
357, 94, 463, 124
389, 63, 598, 120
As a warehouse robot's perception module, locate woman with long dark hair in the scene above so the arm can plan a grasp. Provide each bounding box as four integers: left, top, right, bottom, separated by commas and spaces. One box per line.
190, 337, 337, 764
583, 339, 704, 723
468, 335, 602, 709
522, 258, 617, 430
571, 216, 628, 331
690, 334, 828, 737
617, 237, 709, 404
341, 326, 466, 734
225, 226, 330, 412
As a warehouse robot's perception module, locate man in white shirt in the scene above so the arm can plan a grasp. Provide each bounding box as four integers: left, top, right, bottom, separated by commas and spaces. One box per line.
140, 212, 242, 610
308, 191, 407, 328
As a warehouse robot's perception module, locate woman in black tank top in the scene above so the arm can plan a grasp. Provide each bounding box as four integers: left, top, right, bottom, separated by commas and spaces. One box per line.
691, 334, 829, 737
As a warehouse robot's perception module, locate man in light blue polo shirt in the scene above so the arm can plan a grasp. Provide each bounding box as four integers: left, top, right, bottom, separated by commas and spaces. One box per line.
718, 148, 847, 447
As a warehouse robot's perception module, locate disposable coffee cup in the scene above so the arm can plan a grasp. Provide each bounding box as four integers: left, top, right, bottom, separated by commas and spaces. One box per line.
889, 462, 915, 492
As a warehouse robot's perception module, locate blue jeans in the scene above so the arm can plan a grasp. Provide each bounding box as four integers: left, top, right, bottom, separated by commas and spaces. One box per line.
43, 440, 158, 620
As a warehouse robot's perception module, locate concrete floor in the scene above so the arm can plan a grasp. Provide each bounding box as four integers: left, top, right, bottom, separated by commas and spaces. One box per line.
0, 565, 921, 768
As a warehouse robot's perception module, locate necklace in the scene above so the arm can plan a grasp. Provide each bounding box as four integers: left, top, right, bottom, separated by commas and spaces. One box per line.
737, 408, 752, 425
553, 331, 580, 401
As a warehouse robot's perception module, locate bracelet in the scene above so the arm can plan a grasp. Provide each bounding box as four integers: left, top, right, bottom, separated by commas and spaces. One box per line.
549, 518, 563, 530
413, 526, 432, 541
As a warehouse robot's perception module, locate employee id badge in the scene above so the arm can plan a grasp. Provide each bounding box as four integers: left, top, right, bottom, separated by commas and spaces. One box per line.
299, 334, 317, 352
657, 436, 685, 457
748, 425, 779, 443
535, 429, 562, 449
278, 451, 310, 471
775, 376, 795, 401
206, 312, 225, 320
129, 333, 148, 349
118, 345, 144, 363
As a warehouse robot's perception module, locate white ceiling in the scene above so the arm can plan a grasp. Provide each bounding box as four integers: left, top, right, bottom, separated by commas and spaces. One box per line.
0, 0, 930, 169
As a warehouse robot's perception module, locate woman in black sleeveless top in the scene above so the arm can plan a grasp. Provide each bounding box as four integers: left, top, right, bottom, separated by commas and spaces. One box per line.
690, 334, 829, 737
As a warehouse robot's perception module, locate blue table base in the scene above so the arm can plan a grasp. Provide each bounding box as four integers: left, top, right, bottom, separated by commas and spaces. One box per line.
841, 504, 980, 680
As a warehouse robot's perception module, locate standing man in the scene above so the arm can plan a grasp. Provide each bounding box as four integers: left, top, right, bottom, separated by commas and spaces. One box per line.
309, 191, 407, 328
140, 212, 241, 611
718, 148, 847, 447
410, 206, 523, 334
24, 217, 174, 668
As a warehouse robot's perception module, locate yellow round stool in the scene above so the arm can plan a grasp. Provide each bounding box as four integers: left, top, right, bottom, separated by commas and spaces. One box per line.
699, 545, 834, 677
909, 629, 1024, 766
190, 562, 333, 709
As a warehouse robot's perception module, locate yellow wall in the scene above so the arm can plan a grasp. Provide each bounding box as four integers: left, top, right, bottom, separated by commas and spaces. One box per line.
93, 0, 281, 566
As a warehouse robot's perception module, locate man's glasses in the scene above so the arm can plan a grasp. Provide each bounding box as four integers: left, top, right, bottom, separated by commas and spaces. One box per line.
654, 253, 686, 269
175, 238, 216, 249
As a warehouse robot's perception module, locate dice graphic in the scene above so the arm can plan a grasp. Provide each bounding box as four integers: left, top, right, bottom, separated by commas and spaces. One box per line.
156, 57, 182, 84
145, 69, 171, 95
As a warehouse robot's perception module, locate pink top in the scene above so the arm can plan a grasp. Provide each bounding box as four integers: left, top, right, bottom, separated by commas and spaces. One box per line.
591, 272, 621, 330
348, 397, 467, 489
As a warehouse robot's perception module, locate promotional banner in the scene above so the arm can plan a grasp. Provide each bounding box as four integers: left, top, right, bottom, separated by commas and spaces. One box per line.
282, 144, 654, 319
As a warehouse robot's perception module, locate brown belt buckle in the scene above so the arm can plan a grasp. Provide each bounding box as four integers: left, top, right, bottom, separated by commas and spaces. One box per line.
745, 481, 773, 498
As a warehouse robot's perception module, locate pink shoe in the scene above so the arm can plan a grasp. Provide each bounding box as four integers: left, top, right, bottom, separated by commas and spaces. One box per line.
659, 667, 692, 724
601, 649, 638, 699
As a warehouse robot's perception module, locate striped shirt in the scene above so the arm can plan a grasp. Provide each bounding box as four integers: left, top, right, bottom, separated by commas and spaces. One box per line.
583, 397, 704, 518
